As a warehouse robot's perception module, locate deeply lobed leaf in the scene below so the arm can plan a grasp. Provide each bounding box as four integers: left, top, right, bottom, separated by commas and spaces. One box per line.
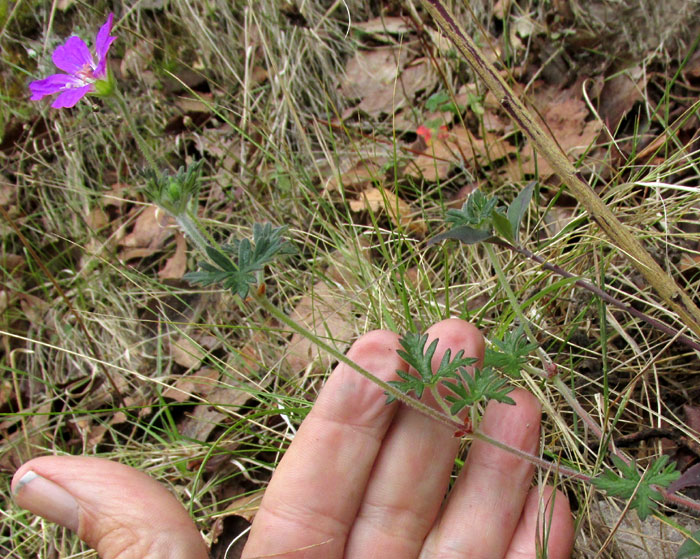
592, 455, 680, 520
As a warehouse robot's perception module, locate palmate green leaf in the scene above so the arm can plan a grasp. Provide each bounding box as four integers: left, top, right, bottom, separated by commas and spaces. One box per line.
484, 328, 538, 379
185, 223, 294, 298
446, 190, 499, 229
425, 90, 462, 115
386, 333, 477, 402
592, 455, 680, 520
444, 367, 515, 415
387, 368, 432, 401
394, 332, 437, 392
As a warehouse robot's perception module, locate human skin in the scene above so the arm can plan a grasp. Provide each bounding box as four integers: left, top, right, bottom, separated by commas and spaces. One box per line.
12, 318, 574, 559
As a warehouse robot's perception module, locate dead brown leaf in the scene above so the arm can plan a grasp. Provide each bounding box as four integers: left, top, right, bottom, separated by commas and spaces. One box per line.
222, 491, 264, 522
598, 66, 646, 132
2, 253, 24, 273
179, 385, 254, 442
340, 48, 436, 117
0, 402, 52, 471
353, 16, 412, 35
119, 205, 175, 261
170, 335, 207, 369
86, 207, 109, 231
325, 160, 383, 193
19, 293, 50, 325
159, 232, 188, 279
504, 82, 602, 180
163, 367, 220, 402
349, 187, 427, 236
285, 281, 356, 374
680, 253, 700, 273
406, 126, 515, 181
120, 39, 154, 79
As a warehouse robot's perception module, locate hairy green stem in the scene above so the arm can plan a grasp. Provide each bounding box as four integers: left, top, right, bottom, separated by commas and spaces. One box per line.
429, 385, 456, 419
110, 90, 159, 170
472, 429, 591, 482
254, 292, 592, 486
485, 238, 700, 514
253, 294, 461, 432
485, 243, 622, 459
484, 244, 539, 350
175, 211, 210, 256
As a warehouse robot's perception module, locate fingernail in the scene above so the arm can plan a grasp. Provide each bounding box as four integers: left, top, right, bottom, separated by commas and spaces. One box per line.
13, 471, 80, 532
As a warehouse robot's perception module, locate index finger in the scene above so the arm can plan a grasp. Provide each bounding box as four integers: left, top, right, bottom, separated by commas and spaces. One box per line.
241, 330, 405, 559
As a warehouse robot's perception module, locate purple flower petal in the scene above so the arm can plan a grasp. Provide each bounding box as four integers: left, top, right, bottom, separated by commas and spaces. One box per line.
29, 73, 78, 100
51, 84, 93, 108
52, 36, 93, 74
95, 13, 116, 62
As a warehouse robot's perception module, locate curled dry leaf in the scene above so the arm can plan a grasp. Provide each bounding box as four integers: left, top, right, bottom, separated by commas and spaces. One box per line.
503, 82, 602, 180
352, 16, 412, 35
221, 491, 264, 522
159, 232, 188, 279
179, 384, 255, 442
325, 160, 383, 193
285, 280, 356, 374
340, 48, 437, 117
406, 125, 515, 181
349, 187, 427, 236
170, 334, 206, 369
598, 66, 646, 132
120, 39, 154, 79
119, 205, 175, 261
162, 367, 219, 403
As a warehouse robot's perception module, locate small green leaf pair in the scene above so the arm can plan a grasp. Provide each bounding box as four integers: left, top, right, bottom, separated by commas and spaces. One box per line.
429, 181, 535, 247
386, 329, 538, 419
484, 327, 538, 379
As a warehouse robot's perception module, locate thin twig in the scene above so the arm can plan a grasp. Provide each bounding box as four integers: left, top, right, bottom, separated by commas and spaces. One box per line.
491, 238, 700, 353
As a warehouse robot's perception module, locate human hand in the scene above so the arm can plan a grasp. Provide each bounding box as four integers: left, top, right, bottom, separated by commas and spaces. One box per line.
12, 318, 574, 558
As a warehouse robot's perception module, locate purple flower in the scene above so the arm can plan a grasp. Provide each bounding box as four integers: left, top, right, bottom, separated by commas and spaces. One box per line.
29, 13, 116, 109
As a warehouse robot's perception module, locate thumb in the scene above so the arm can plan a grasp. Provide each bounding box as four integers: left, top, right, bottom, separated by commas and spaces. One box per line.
12, 456, 208, 559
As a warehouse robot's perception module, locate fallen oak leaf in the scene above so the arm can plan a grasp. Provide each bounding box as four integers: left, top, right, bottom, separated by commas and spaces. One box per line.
159, 232, 188, 279
349, 187, 427, 236
118, 205, 175, 261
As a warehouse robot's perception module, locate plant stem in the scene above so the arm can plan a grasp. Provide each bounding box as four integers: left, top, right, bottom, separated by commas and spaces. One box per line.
484, 242, 700, 513
110, 89, 159, 170
253, 294, 462, 432
472, 429, 591, 482
485, 242, 622, 457
175, 211, 210, 256
484, 243, 540, 353
253, 293, 594, 486
430, 385, 456, 418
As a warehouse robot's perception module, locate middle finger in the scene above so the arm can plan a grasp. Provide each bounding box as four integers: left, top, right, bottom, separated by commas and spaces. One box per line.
343, 318, 485, 559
